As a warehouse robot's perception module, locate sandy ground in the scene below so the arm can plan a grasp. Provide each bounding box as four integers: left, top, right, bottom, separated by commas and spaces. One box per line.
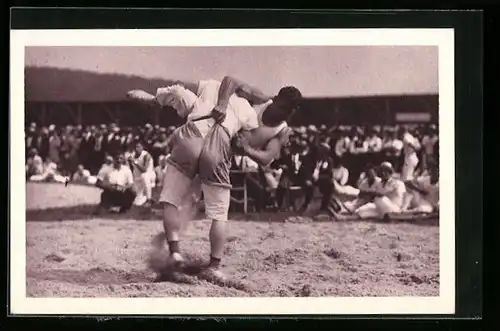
25, 182, 439, 297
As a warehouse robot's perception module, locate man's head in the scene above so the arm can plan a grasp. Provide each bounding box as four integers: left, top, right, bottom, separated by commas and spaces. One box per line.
104, 155, 114, 165
77, 164, 85, 173
262, 86, 302, 127
135, 142, 144, 155
364, 164, 377, 180
379, 162, 394, 181
114, 154, 125, 169
28, 148, 38, 157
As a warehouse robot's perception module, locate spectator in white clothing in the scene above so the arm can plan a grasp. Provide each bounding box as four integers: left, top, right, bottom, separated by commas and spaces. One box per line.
95, 154, 136, 214
332, 162, 406, 220
343, 164, 382, 212
401, 127, 421, 181
29, 157, 69, 184
72, 164, 92, 184
130, 141, 156, 207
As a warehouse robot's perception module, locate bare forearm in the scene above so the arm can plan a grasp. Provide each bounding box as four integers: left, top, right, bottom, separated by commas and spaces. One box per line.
243, 146, 274, 167
216, 76, 242, 113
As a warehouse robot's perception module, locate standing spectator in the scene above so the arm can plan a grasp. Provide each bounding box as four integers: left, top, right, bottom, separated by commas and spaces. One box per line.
151, 129, 170, 166
35, 127, 50, 160
79, 127, 94, 172
48, 130, 61, 165
366, 126, 383, 166
382, 128, 403, 173
401, 126, 421, 181
421, 124, 439, 174
348, 127, 368, 185
91, 131, 105, 175
334, 127, 351, 159
25, 123, 37, 156
104, 124, 122, 157
130, 141, 156, 207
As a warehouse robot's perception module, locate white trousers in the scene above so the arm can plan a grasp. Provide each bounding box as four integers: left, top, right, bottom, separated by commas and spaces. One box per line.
356, 196, 402, 219
30, 173, 67, 184
134, 171, 156, 205
401, 154, 419, 181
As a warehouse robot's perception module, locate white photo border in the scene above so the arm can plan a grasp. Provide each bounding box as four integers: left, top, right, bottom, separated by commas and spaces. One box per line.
10, 28, 455, 315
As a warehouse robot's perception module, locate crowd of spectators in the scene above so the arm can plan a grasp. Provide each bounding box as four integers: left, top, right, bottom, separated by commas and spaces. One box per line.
25, 121, 439, 216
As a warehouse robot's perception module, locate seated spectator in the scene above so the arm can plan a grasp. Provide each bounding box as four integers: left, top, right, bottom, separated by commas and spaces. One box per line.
297, 142, 335, 214
332, 156, 349, 185
327, 156, 350, 214
332, 162, 406, 220
72, 164, 92, 184
26, 148, 44, 178
94, 154, 136, 214
341, 164, 381, 213
399, 163, 439, 215
29, 157, 69, 184
96, 155, 114, 184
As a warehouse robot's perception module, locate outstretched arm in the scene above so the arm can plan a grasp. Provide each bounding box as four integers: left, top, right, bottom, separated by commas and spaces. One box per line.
127, 80, 199, 106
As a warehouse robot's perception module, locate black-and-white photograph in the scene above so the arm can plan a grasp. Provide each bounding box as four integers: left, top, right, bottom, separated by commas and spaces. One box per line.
11, 29, 455, 315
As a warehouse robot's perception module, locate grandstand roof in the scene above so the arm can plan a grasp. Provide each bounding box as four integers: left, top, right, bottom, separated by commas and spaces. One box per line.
25, 66, 176, 102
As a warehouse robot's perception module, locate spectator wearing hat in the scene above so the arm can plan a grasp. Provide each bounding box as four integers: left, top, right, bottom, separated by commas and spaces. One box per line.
334, 162, 406, 220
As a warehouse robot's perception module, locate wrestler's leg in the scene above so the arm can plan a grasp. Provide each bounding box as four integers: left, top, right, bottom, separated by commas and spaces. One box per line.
199, 183, 231, 282
157, 165, 196, 266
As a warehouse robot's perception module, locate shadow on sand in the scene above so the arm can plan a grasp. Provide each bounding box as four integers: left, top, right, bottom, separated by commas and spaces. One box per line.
27, 267, 153, 286
26, 204, 439, 227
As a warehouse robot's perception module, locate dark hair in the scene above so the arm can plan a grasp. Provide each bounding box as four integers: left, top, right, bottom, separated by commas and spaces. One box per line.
276, 86, 302, 108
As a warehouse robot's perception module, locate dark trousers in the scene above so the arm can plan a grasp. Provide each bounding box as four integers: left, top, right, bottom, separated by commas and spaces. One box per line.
100, 188, 136, 212
301, 177, 333, 211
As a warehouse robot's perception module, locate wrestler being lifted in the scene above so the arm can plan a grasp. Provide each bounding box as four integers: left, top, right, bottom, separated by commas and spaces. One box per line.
127, 76, 301, 284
